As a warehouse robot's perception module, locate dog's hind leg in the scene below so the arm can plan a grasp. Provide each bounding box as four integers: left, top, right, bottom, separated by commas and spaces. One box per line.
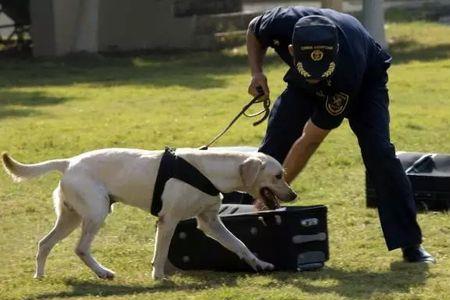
197, 209, 274, 271
75, 213, 114, 279
151, 216, 178, 280
35, 186, 81, 278
74, 194, 116, 279
62, 179, 115, 279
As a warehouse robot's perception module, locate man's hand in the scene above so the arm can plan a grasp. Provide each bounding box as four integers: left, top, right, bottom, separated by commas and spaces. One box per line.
283, 119, 330, 184
248, 72, 270, 98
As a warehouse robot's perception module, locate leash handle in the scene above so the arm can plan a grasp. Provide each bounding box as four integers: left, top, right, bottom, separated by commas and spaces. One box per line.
252, 98, 270, 126
249, 86, 270, 126
199, 91, 268, 150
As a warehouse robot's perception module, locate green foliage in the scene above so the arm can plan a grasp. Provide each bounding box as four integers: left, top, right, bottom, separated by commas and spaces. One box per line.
0, 22, 449, 300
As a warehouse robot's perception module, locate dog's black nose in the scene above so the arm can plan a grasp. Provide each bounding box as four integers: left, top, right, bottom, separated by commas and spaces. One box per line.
282, 190, 297, 202
288, 190, 297, 201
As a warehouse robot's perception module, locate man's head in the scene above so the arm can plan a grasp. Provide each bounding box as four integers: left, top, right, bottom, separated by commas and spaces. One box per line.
288, 15, 339, 84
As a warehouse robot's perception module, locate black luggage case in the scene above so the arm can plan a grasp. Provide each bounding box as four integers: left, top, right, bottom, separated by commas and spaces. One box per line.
366, 152, 450, 211
167, 204, 329, 272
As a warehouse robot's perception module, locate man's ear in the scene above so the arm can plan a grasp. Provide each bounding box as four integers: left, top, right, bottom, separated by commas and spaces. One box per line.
239, 157, 263, 188
288, 44, 295, 57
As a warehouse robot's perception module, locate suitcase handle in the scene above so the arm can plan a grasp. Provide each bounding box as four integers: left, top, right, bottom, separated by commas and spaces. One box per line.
405, 154, 436, 174
297, 262, 324, 272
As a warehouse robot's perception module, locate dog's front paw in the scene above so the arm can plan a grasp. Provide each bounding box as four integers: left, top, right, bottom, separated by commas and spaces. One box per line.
96, 268, 115, 280
256, 260, 274, 271
246, 256, 274, 272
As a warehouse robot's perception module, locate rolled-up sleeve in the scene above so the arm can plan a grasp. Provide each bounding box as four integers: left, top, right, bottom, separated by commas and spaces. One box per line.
249, 7, 298, 49
249, 14, 273, 48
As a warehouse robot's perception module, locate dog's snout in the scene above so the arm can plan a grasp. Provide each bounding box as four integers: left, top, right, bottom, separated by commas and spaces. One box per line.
287, 190, 297, 202
278, 188, 297, 202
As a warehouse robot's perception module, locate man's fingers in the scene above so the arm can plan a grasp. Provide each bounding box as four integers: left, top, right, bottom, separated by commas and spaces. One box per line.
256, 79, 270, 98
248, 85, 258, 97
249, 74, 270, 98
261, 84, 270, 98
255, 85, 264, 95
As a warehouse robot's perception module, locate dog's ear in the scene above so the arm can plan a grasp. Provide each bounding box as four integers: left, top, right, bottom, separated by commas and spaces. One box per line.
239, 157, 263, 188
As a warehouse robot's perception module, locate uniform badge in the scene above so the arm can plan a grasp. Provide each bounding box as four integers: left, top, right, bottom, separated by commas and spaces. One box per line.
326, 92, 349, 116
311, 49, 324, 61
273, 39, 280, 46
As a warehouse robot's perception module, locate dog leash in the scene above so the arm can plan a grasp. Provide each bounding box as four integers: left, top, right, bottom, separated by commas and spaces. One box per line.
199, 88, 270, 150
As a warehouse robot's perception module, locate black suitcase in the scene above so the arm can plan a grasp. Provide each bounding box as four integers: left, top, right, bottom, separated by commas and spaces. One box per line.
366, 152, 450, 211
167, 204, 329, 272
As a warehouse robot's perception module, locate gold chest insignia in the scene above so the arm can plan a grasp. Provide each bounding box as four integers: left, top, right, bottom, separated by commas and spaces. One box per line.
296, 62, 311, 78
311, 49, 324, 61
321, 62, 335, 78
326, 92, 349, 116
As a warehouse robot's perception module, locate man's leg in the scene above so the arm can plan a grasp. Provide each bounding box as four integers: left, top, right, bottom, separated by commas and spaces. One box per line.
349, 82, 432, 260
222, 86, 313, 204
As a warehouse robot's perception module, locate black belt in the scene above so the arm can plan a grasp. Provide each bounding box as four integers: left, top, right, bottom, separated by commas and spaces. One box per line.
151, 147, 220, 216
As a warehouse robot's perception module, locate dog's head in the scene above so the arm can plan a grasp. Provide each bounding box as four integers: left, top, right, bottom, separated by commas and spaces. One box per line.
239, 154, 297, 209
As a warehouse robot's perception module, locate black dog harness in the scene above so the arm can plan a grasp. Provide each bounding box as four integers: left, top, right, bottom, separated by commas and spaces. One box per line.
151, 148, 220, 216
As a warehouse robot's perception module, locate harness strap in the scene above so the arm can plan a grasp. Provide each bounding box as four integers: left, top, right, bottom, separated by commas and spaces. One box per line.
151, 147, 220, 216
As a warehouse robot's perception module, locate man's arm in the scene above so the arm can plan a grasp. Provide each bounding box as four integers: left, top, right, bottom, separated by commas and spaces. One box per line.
246, 18, 270, 98
283, 119, 330, 184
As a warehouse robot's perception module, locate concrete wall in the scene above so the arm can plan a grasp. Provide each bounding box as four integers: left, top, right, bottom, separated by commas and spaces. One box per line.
31, 0, 94, 56
30, 0, 245, 56
53, 0, 83, 55
174, 0, 241, 17
29, 0, 55, 56
98, 0, 196, 52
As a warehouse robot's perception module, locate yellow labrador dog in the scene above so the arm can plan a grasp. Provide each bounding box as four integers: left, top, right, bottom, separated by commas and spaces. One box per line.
2, 148, 297, 280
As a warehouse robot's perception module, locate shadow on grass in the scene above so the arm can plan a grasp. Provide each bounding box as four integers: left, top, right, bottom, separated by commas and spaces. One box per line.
0, 90, 69, 119
385, 4, 450, 23
1, 28, 448, 92
26, 273, 241, 300
27, 263, 430, 299
267, 262, 430, 299
390, 39, 450, 64
0, 51, 282, 90
26, 279, 189, 299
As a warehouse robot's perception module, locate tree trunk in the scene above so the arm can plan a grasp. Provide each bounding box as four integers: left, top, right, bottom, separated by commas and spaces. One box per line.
362, 0, 387, 49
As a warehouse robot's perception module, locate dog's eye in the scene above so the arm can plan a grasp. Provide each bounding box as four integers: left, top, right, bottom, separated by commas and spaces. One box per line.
275, 173, 283, 180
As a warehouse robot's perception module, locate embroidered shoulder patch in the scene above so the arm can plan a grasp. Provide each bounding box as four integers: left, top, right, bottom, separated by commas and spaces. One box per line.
326, 92, 349, 116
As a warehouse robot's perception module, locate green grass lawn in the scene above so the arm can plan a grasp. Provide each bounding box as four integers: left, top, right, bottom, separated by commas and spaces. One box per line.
0, 21, 449, 300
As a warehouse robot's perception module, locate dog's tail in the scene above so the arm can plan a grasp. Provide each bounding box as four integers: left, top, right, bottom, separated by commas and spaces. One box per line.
1, 152, 69, 182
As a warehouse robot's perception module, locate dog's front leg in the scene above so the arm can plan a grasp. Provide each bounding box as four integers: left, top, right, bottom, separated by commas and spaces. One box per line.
197, 211, 274, 271
151, 216, 178, 280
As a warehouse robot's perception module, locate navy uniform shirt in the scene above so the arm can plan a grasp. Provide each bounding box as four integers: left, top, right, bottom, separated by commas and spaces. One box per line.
250, 6, 392, 129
